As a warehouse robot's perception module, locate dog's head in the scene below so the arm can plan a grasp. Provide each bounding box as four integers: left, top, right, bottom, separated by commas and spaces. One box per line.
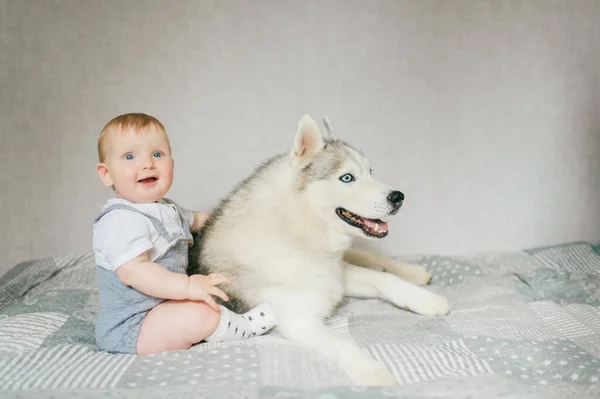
290, 115, 403, 239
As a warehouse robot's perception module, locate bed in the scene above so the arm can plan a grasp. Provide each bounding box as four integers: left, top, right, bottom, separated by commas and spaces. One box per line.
1, 241, 599, 398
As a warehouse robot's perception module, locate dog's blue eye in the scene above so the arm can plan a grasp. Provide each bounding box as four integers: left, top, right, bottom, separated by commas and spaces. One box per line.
153, 151, 162, 158
125, 154, 134, 160
339, 173, 354, 183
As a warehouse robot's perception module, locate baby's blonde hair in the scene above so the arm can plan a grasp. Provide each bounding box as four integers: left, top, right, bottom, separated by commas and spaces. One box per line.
98, 113, 170, 162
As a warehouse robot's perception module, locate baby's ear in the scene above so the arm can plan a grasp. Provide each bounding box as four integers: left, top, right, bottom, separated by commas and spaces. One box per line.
96, 163, 113, 187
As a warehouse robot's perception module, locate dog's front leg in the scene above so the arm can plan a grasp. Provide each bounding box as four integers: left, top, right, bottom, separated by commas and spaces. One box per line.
343, 248, 432, 286
343, 263, 451, 316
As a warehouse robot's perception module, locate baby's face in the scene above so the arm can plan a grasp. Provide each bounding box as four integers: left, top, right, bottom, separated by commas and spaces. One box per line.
99, 126, 174, 203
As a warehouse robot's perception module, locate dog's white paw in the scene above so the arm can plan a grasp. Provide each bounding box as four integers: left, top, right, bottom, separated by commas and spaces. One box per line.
398, 263, 432, 286
381, 260, 432, 286
410, 292, 451, 317
337, 346, 396, 386
348, 362, 396, 386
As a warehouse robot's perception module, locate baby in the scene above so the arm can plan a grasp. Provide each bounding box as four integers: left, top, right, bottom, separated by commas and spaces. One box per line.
93, 113, 276, 355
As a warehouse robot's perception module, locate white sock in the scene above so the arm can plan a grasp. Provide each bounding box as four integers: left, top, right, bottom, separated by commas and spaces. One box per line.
204, 302, 277, 342
243, 303, 278, 336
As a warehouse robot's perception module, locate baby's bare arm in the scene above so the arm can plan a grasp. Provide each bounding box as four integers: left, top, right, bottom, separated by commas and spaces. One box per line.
115, 252, 231, 310
116, 253, 188, 299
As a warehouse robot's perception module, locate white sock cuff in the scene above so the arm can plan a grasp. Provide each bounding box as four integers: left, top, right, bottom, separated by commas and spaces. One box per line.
204, 305, 231, 342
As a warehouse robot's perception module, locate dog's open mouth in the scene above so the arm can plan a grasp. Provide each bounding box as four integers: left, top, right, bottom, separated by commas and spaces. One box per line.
335, 208, 389, 238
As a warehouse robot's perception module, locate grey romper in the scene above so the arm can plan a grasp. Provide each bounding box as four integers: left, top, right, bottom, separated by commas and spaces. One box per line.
94, 203, 193, 354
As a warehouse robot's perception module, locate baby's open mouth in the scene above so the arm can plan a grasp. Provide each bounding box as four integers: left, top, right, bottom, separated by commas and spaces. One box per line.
335, 207, 388, 238
138, 177, 158, 184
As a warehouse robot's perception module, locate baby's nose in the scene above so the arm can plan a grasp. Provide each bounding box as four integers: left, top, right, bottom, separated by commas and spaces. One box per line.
142, 157, 156, 169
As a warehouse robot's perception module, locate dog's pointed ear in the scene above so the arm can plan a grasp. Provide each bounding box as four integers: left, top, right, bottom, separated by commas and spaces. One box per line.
290, 115, 325, 168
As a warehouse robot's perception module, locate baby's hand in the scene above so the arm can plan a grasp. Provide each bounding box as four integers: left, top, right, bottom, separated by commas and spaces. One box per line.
187, 273, 232, 311
192, 211, 211, 232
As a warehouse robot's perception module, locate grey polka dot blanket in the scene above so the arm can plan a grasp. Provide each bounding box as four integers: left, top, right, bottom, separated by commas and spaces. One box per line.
1, 242, 599, 398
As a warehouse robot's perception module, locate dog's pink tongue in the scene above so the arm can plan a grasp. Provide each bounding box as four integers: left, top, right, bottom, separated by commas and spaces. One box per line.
364, 218, 388, 232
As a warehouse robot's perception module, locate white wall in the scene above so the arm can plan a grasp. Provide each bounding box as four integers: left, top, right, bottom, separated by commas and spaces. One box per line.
1, 0, 599, 276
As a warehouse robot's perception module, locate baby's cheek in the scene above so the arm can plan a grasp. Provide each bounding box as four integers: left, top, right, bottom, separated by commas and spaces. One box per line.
163, 163, 174, 181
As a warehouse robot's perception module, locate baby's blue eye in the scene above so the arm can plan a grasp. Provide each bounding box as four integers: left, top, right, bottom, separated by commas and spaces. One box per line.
153, 152, 162, 158
339, 173, 354, 183
125, 154, 134, 160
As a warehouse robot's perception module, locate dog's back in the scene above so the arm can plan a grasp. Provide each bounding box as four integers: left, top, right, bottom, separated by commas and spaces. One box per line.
187, 150, 342, 313
188, 153, 284, 312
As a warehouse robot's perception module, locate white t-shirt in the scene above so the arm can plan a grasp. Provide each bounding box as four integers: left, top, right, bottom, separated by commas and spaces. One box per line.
93, 197, 195, 271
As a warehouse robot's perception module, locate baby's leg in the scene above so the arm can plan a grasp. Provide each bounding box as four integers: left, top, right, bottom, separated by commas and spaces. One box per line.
136, 300, 278, 354
136, 299, 220, 355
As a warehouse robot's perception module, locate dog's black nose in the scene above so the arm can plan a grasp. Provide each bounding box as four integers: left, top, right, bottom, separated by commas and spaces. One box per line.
387, 191, 404, 205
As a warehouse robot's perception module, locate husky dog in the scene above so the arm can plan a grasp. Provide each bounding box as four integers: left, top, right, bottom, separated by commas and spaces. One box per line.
187, 115, 451, 386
